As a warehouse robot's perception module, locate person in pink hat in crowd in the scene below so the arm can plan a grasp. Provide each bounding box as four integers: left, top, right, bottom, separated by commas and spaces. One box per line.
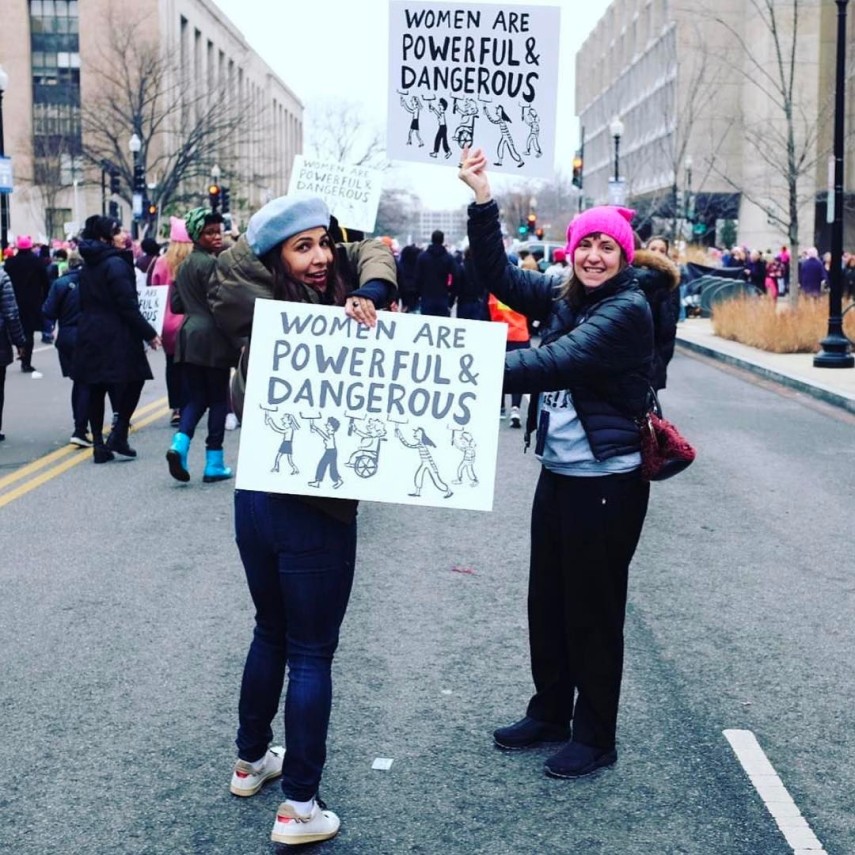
149, 216, 193, 426
3, 235, 50, 376
458, 146, 654, 780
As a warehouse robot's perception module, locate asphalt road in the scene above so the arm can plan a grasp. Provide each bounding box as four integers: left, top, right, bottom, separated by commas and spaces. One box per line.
0, 346, 852, 854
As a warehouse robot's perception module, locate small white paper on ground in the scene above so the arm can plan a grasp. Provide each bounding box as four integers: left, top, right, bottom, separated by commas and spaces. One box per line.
372, 757, 394, 771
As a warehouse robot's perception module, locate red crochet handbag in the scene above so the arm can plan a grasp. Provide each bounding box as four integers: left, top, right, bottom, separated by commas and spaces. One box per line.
638, 390, 696, 481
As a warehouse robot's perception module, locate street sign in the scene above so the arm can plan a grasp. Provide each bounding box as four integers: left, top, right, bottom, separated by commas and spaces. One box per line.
0, 156, 13, 193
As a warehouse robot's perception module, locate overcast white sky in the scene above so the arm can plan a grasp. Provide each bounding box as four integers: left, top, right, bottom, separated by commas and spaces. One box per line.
211, 0, 612, 208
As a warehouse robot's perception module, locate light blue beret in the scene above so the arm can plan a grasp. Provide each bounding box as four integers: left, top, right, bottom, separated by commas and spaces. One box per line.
246, 195, 331, 256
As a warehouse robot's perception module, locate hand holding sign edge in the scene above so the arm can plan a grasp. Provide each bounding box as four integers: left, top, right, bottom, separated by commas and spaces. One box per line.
458, 146, 493, 205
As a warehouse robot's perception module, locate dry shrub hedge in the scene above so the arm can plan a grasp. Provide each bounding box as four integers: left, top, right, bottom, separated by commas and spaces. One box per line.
711, 295, 855, 353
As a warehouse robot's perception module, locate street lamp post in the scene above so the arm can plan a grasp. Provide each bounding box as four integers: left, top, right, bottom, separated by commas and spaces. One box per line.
684, 155, 693, 221
0, 65, 9, 250
609, 116, 624, 183
814, 0, 854, 368
128, 132, 143, 239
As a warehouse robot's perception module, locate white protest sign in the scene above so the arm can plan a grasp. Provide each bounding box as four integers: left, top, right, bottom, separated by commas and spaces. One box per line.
236, 301, 507, 511
287, 156, 384, 234
387, 2, 560, 179
136, 283, 168, 336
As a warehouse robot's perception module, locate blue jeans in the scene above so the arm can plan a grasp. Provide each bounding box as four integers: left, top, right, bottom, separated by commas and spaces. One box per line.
234, 490, 357, 801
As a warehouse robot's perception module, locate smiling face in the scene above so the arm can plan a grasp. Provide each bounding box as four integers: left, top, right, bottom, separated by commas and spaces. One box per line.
280, 228, 334, 291
573, 232, 624, 288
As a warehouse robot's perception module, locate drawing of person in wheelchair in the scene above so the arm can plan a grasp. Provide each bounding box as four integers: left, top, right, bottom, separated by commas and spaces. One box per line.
451, 97, 480, 149
345, 416, 387, 479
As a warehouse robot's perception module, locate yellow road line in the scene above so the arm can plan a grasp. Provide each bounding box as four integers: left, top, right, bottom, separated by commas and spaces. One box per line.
0, 400, 170, 510
0, 396, 169, 492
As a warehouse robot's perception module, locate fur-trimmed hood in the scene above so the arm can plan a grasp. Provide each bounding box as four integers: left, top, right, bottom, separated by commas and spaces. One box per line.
633, 248, 680, 292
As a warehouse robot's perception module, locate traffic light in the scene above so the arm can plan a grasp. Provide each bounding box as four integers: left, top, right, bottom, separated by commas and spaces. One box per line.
147, 202, 158, 222
208, 184, 221, 211
221, 186, 230, 214
527, 213, 537, 235
572, 152, 583, 189
518, 220, 528, 237
133, 162, 146, 194
110, 172, 121, 195
535, 227, 544, 240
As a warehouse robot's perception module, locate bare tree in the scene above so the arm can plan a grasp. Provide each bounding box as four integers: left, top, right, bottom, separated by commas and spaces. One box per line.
19, 133, 82, 240
705, 0, 833, 303
306, 99, 386, 168
373, 187, 421, 239
78, 10, 257, 227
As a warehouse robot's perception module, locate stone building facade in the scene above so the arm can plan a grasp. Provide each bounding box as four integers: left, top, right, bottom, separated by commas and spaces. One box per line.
576, 0, 854, 251
0, 0, 302, 242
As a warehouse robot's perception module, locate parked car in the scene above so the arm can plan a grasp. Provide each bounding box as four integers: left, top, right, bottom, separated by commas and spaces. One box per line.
511, 240, 565, 272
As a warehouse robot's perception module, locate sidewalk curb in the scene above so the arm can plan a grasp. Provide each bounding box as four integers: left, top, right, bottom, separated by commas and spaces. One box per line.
676, 339, 855, 415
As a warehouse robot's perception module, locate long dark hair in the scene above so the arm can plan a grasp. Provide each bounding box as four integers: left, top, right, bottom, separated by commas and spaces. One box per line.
260, 230, 347, 305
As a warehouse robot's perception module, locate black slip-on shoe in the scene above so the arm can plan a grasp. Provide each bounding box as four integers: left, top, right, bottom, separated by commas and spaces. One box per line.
544, 741, 617, 778
493, 716, 571, 750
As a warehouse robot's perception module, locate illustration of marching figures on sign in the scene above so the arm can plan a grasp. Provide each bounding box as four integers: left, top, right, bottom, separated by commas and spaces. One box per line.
395, 425, 453, 499
262, 406, 300, 474
387, 2, 560, 178
450, 427, 478, 486
237, 302, 506, 512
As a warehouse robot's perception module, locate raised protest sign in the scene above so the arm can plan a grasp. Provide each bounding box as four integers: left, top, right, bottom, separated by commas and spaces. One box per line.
287, 156, 383, 234
236, 301, 507, 511
387, 2, 560, 178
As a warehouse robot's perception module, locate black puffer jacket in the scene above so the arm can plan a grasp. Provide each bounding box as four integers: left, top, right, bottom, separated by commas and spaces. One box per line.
467, 200, 653, 461
73, 239, 157, 385
633, 249, 680, 390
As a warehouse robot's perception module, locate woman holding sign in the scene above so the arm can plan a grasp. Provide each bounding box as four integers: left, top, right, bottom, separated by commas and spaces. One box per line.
458, 147, 654, 780
209, 195, 396, 847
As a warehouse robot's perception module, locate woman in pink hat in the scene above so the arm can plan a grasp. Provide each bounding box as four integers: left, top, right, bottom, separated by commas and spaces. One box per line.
459, 146, 654, 780
149, 216, 194, 426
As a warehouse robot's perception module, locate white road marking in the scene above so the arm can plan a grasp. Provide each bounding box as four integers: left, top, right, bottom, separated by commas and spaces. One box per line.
723, 729, 827, 855
371, 757, 394, 771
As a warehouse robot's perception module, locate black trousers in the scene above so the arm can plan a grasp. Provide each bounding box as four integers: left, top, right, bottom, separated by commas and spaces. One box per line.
525, 467, 650, 749
0, 364, 6, 431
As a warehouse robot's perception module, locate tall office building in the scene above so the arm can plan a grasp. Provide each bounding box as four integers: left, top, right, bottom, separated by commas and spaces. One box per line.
576, 0, 854, 251
0, 0, 302, 241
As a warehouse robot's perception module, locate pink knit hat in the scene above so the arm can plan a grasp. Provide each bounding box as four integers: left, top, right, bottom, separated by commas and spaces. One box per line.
169, 216, 192, 243
565, 206, 636, 264
16, 235, 33, 250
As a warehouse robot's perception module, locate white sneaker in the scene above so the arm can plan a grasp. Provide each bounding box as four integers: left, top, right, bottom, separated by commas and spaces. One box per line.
30, 371, 44, 380
229, 746, 284, 797
271, 799, 340, 846
509, 407, 521, 428
224, 413, 239, 431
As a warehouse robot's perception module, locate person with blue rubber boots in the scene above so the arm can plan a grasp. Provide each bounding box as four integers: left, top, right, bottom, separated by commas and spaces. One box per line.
167, 207, 239, 483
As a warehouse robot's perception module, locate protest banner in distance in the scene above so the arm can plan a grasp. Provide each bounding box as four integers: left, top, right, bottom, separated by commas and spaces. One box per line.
387, 2, 560, 179
287, 156, 384, 234
236, 301, 507, 511
135, 272, 167, 337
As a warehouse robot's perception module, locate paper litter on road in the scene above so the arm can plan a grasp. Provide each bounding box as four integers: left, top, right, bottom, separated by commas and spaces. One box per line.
371, 757, 394, 771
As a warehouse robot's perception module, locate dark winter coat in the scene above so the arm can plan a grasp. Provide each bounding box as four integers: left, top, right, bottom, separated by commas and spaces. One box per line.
799, 256, 826, 296
0, 270, 26, 367
42, 268, 82, 377
4, 249, 49, 333
172, 246, 239, 368
467, 200, 653, 460
73, 238, 157, 385
415, 243, 459, 301
633, 249, 680, 390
